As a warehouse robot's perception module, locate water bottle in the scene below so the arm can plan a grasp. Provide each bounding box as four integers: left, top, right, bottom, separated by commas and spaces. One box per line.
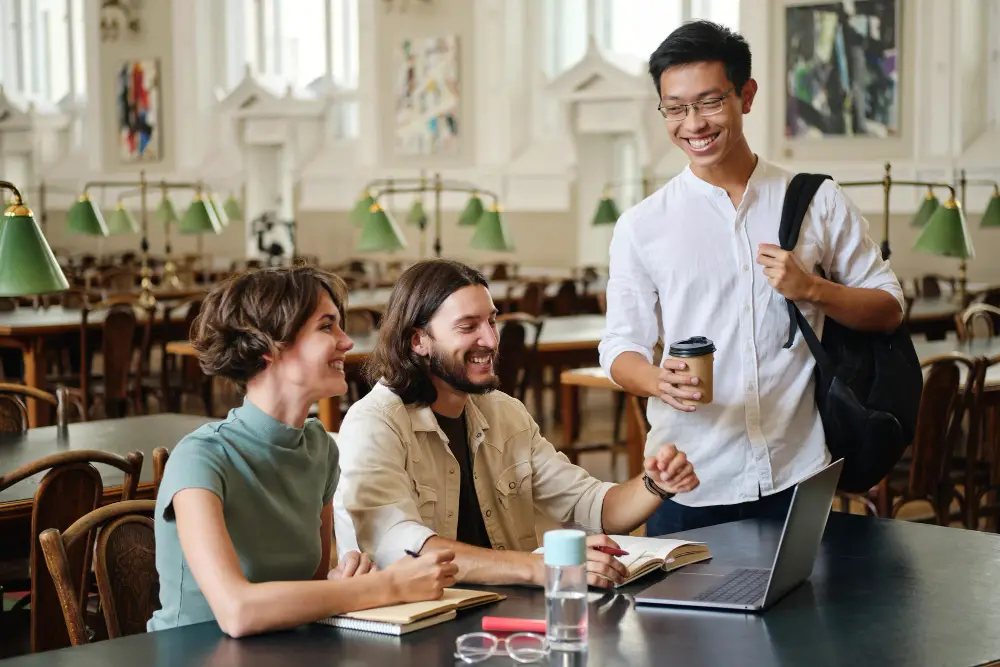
544, 529, 588, 651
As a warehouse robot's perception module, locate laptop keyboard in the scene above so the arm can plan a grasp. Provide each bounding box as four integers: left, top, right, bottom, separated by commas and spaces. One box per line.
693, 568, 769, 605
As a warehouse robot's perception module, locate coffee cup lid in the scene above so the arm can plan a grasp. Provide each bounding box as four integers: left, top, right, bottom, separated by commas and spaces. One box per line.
668, 336, 716, 357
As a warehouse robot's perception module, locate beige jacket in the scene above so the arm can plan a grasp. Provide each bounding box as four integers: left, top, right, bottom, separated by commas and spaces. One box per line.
333, 383, 613, 568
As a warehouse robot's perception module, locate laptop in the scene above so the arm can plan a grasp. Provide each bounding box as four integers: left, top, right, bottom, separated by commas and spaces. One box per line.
634, 458, 844, 613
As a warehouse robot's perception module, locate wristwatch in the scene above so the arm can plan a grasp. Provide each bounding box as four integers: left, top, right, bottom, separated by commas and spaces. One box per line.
643, 473, 675, 500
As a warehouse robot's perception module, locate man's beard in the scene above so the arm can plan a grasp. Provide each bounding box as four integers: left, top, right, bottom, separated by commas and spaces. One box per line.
427, 346, 500, 395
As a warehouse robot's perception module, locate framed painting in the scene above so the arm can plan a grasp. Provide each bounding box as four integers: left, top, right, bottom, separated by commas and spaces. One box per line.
117, 58, 161, 162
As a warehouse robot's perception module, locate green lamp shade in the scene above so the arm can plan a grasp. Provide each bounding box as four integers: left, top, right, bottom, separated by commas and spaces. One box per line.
156, 197, 180, 225
0, 204, 70, 296
358, 205, 407, 253
351, 192, 376, 228
224, 193, 243, 221
910, 192, 939, 228
106, 202, 139, 235
180, 197, 223, 234
458, 194, 485, 227
67, 195, 109, 236
470, 205, 515, 252
208, 194, 229, 227
913, 198, 974, 259
592, 196, 621, 225
980, 193, 1000, 228
406, 199, 427, 226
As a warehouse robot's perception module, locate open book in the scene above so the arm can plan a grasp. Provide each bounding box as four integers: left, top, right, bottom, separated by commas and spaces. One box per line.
316, 588, 505, 636
535, 535, 711, 588
610, 536, 711, 586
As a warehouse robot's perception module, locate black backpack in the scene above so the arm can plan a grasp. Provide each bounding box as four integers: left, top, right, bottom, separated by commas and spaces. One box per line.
779, 173, 923, 493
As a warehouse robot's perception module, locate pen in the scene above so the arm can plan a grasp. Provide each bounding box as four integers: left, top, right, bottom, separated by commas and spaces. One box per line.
592, 546, 629, 557
405, 549, 421, 558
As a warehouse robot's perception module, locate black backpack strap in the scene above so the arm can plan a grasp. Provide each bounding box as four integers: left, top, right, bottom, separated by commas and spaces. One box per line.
779, 173, 832, 348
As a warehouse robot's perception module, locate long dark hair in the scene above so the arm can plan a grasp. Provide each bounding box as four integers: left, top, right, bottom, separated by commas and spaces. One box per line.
364, 259, 488, 405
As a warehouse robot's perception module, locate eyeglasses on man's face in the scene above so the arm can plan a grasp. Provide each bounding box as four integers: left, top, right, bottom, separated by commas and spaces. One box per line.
657, 87, 735, 121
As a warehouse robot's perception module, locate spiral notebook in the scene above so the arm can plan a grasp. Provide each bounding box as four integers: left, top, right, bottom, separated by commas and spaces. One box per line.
316, 588, 505, 636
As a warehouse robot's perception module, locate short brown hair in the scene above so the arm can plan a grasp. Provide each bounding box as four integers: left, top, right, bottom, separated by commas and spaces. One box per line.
192, 265, 348, 390
364, 259, 488, 405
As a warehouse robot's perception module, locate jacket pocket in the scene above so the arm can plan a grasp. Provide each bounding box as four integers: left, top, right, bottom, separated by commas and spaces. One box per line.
494, 461, 534, 547
415, 484, 438, 523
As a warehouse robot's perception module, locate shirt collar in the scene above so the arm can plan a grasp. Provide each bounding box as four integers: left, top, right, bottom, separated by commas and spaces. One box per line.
409, 394, 492, 438
234, 396, 306, 449
680, 154, 768, 199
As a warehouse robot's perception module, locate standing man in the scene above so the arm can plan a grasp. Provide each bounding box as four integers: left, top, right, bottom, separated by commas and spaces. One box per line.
599, 21, 904, 536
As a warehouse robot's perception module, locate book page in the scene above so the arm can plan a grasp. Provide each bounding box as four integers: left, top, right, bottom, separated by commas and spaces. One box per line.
609, 536, 707, 572
340, 588, 501, 624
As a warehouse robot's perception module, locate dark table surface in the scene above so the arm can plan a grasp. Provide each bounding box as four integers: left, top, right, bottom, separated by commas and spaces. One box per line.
0, 414, 214, 505
4, 512, 999, 666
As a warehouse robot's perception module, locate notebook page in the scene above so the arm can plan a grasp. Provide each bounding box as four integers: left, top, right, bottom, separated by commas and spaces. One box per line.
610, 536, 705, 570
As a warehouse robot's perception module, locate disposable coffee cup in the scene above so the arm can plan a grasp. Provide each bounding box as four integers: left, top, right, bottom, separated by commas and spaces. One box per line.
667, 336, 715, 406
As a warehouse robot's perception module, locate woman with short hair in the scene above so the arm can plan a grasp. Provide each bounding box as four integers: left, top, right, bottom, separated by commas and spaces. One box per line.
149, 265, 456, 637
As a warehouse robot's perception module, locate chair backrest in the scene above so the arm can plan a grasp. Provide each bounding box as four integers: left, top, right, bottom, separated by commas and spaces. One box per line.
0, 383, 59, 432
0, 449, 144, 653
344, 307, 381, 337
919, 275, 944, 299
152, 446, 169, 497
490, 263, 510, 281
955, 303, 1000, 341
907, 354, 981, 500
39, 500, 158, 645
552, 280, 579, 316
496, 314, 544, 401
81, 299, 140, 413
516, 281, 545, 317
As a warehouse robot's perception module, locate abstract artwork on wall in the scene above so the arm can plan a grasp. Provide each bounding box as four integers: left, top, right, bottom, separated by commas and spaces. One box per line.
785, 0, 899, 139
395, 36, 460, 155
117, 59, 160, 162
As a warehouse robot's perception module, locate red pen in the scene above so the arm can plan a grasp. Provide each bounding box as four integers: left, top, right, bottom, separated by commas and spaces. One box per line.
482, 617, 547, 634
592, 546, 629, 557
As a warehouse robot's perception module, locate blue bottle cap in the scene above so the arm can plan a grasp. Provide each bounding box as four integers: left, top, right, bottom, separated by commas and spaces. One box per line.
543, 529, 586, 567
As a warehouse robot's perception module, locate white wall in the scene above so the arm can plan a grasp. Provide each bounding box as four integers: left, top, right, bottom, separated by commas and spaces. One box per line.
3, 0, 999, 279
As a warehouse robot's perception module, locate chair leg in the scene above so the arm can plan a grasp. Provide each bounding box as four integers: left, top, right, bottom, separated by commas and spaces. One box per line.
612, 392, 626, 443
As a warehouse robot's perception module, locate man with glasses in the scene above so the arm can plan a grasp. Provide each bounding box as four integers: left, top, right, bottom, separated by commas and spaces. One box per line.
599, 20, 904, 535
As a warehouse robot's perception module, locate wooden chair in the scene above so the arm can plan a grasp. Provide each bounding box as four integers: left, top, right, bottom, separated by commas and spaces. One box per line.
511, 281, 545, 317
871, 354, 981, 523
955, 304, 1000, 341
40, 500, 159, 645
78, 298, 148, 419
953, 354, 997, 529
153, 447, 169, 497
495, 314, 543, 402
142, 296, 212, 415
0, 450, 143, 653
552, 280, 580, 316
0, 384, 78, 432
918, 274, 955, 299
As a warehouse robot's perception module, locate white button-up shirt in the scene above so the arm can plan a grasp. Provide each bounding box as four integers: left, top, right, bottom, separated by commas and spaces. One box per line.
599, 159, 904, 507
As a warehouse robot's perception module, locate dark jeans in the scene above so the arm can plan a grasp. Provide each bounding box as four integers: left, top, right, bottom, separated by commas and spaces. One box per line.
646, 486, 796, 537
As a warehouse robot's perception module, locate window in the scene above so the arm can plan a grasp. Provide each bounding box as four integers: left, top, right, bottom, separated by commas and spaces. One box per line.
989, 0, 1000, 129
607, 1, 683, 65
230, 0, 359, 92
542, 0, 740, 77
0, 0, 85, 105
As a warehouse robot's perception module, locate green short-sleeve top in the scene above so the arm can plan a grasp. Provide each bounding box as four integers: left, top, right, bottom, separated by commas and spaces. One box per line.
148, 398, 339, 631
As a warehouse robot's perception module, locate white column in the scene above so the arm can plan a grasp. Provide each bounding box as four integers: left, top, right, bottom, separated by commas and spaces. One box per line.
243, 144, 282, 258
355, 0, 378, 166
83, 0, 101, 170
576, 132, 616, 267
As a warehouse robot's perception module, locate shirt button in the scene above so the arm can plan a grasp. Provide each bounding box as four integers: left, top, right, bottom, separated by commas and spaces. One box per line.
474, 473, 478, 480
744, 305, 750, 312
508, 482, 516, 489
743, 264, 749, 271
448, 511, 454, 518
748, 383, 754, 390
485, 509, 492, 518
449, 468, 455, 475
497, 545, 506, 550
476, 432, 482, 438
